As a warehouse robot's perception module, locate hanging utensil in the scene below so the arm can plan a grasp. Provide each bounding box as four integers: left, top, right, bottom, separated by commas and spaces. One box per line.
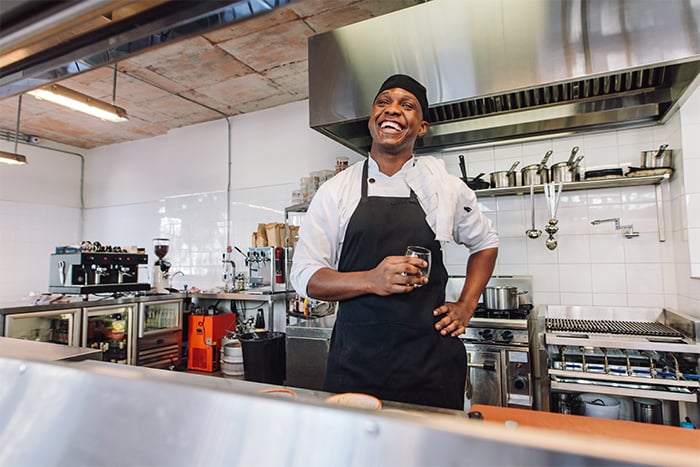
543, 182, 563, 250
526, 184, 541, 239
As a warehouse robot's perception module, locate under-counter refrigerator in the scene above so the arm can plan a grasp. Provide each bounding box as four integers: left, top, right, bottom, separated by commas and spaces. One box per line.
82, 304, 136, 365
136, 300, 182, 369
3, 308, 81, 346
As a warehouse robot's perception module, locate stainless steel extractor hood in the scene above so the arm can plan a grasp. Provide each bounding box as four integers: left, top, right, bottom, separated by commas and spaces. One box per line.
308, 0, 700, 155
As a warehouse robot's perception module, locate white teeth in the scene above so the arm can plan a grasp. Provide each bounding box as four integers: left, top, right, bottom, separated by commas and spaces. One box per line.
380, 121, 401, 131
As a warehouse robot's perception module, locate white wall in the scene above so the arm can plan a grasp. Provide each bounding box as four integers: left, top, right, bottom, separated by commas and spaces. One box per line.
0, 140, 82, 303
82, 100, 362, 292
2, 95, 700, 316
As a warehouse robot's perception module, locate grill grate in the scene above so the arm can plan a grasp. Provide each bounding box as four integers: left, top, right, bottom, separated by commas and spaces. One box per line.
546, 318, 682, 337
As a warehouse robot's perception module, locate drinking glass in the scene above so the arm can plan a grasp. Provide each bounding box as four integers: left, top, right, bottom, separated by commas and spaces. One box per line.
405, 245, 431, 287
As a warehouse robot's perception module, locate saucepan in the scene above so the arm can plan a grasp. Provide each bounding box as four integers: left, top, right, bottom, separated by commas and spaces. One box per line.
490, 161, 520, 188
640, 144, 672, 168
521, 150, 552, 186
551, 146, 584, 183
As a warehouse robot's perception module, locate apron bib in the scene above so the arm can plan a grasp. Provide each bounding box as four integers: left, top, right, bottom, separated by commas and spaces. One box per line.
324, 160, 466, 410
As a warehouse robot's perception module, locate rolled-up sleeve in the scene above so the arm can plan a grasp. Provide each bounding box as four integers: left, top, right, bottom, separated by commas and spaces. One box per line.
452, 178, 499, 252
290, 183, 342, 299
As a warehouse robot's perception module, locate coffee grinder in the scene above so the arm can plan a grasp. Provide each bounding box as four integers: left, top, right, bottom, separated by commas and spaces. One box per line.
152, 237, 171, 294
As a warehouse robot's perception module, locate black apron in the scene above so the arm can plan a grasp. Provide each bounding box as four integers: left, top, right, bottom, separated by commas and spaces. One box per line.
323, 160, 466, 410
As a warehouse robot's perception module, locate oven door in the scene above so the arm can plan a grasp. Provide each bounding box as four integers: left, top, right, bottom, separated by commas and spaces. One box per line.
465, 345, 502, 409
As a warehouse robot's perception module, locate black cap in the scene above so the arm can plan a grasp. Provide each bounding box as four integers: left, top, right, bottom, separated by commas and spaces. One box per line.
375, 74, 430, 122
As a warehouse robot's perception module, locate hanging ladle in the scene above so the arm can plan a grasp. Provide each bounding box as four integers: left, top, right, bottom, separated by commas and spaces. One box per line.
543, 182, 563, 250
526, 184, 541, 239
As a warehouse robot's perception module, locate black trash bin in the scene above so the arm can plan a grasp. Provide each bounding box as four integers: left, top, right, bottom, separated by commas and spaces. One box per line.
239, 332, 286, 385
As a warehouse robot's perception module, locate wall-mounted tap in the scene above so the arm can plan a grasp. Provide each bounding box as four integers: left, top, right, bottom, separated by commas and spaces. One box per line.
169, 270, 184, 289
590, 217, 639, 238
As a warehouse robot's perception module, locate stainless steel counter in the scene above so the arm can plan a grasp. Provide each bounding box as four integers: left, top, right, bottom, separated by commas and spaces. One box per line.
0, 336, 101, 361
0, 356, 688, 467
0, 292, 189, 315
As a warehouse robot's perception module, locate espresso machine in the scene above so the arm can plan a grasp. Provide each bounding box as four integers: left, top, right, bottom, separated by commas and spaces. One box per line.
49, 243, 150, 295
247, 246, 286, 292
152, 238, 172, 294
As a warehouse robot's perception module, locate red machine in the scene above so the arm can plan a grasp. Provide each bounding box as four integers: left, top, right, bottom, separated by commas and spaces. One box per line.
187, 313, 237, 372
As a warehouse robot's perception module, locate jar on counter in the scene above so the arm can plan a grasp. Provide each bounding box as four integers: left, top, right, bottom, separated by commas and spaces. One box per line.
336, 156, 349, 173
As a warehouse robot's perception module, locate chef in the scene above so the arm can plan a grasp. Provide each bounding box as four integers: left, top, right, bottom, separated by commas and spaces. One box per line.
290, 74, 498, 410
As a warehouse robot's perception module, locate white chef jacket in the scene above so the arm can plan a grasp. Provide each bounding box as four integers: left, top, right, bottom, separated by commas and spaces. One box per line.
290, 155, 499, 298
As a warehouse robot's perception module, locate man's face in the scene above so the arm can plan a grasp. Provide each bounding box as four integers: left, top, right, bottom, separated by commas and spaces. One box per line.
368, 88, 428, 153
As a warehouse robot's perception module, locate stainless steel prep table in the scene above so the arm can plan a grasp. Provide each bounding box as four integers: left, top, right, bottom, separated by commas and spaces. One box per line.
0, 336, 102, 361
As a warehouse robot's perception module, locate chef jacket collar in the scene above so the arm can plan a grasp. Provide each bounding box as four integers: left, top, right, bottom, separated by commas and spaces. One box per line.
367, 154, 416, 179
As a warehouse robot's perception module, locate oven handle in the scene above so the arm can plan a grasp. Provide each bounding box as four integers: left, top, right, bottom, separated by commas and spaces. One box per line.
465, 355, 497, 401
468, 360, 497, 371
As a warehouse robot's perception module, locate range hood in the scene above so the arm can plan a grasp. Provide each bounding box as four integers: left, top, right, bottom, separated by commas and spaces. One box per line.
308, 0, 700, 155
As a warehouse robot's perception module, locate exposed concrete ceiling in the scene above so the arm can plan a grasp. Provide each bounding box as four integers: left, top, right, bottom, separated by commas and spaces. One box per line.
0, 0, 422, 150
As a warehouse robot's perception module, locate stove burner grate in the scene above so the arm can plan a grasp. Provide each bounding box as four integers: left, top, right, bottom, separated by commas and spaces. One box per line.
546, 318, 683, 337
473, 303, 532, 320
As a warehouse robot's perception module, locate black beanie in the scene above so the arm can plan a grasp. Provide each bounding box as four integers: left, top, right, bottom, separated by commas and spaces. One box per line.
375, 74, 430, 122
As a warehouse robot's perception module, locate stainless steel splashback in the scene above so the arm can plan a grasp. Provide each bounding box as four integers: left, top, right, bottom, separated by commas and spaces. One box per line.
308, 0, 700, 155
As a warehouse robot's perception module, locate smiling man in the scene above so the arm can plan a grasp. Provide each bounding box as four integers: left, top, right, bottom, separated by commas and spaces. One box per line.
290, 74, 499, 410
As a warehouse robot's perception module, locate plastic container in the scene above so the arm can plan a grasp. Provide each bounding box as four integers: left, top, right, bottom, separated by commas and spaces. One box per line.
578, 393, 620, 420
238, 331, 286, 385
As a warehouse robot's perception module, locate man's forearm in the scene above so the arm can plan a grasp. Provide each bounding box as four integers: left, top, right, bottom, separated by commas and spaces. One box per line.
458, 247, 498, 306
306, 267, 373, 302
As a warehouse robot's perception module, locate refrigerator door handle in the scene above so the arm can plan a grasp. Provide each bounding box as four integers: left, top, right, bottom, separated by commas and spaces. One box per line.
137, 305, 145, 338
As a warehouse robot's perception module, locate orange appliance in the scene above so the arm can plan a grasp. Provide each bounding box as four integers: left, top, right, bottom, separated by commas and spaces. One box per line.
187, 313, 237, 372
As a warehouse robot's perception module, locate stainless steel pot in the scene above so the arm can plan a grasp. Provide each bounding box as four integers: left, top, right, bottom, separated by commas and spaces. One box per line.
490, 161, 520, 188
551, 155, 584, 182
550, 146, 585, 182
633, 398, 663, 424
483, 285, 526, 310
521, 149, 552, 185
522, 164, 548, 185
641, 144, 672, 168
550, 161, 574, 182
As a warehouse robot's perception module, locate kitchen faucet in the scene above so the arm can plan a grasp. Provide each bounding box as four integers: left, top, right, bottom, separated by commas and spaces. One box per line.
169, 270, 184, 290
590, 217, 639, 238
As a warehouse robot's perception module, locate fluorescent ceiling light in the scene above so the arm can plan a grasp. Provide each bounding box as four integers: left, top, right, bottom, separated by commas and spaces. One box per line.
0, 150, 28, 165
28, 84, 128, 122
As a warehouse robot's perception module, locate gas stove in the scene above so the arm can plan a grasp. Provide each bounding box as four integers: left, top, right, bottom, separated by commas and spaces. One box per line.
449, 276, 535, 409
462, 303, 533, 346
447, 275, 533, 343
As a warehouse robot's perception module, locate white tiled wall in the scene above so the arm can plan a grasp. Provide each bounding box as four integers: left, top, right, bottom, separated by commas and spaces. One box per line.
2, 95, 700, 317
439, 122, 683, 310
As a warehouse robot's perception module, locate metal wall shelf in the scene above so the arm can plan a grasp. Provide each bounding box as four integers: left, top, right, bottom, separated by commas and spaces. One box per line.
473, 174, 669, 197
475, 173, 670, 242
